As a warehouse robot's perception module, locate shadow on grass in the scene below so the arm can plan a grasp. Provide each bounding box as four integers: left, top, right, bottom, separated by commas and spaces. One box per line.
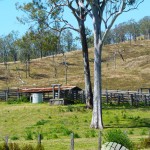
105, 117, 150, 128
0, 76, 8, 81
30, 73, 49, 79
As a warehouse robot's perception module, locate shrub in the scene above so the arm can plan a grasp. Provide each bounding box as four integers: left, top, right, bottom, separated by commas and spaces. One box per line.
140, 129, 147, 135
35, 119, 49, 126
85, 130, 96, 138
66, 105, 74, 112
62, 127, 72, 136
7, 96, 29, 104
25, 130, 33, 140
10, 135, 19, 140
18, 96, 29, 103
104, 129, 133, 149
74, 133, 80, 138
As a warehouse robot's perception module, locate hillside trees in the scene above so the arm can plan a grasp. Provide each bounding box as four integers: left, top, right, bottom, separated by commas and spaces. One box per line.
61, 30, 77, 52
17, 0, 93, 108
139, 16, 150, 39
126, 19, 140, 43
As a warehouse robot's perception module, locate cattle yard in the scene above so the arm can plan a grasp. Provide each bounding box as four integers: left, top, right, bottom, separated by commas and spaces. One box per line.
0, 86, 150, 106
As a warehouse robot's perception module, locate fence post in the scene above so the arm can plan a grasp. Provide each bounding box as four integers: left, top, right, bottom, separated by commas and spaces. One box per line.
98, 130, 102, 150
5, 136, 9, 150
5, 90, 8, 101
106, 89, 109, 104
70, 133, 74, 150
38, 134, 42, 145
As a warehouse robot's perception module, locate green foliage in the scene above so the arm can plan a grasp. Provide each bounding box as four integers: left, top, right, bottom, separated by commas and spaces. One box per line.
10, 135, 19, 140
128, 129, 134, 135
18, 96, 29, 103
66, 105, 74, 112
74, 133, 80, 138
140, 129, 147, 135
25, 130, 33, 140
114, 115, 120, 124
7, 96, 29, 104
65, 105, 86, 112
61, 127, 72, 136
7, 98, 18, 104
85, 130, 96, 138
104, 129, 133, 149
35, 119, 49, 126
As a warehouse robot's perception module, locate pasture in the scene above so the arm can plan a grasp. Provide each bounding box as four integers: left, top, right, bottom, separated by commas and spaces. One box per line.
0, 102, 150, 149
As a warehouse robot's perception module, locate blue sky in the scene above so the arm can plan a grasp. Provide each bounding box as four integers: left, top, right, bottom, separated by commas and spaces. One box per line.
0, 0, 149, 37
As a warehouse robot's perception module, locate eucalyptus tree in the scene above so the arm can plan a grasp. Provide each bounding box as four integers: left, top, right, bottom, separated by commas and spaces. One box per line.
61, 29, 75, 52
126, 19, 140, 43
0, 36, 9, 68
6, 31, 19, 63
139, 16, 150, 39
77, 0, 144, 129
112, 23, 127, 43
16, 32, 33, 78
17, 0, 93, 108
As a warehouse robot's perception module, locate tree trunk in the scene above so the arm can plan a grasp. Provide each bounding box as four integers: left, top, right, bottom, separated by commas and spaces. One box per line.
90, 42, 103, 129
79, 21, 93, 108
90, 6, 103, 129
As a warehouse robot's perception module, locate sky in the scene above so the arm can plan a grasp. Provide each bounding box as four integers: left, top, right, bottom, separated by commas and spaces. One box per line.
0, 0, 149, 37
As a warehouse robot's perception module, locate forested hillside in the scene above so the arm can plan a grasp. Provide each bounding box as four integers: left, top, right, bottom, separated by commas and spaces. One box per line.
0, 40, 149, 90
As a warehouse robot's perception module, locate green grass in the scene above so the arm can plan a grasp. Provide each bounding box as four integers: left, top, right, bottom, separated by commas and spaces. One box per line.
0, 102, 150, 149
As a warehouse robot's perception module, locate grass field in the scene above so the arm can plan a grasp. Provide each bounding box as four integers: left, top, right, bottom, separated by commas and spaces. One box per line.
0, 102, 150, 149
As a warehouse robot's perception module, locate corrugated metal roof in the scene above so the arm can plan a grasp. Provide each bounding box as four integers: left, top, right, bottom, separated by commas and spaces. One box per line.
19, 86, 82, 93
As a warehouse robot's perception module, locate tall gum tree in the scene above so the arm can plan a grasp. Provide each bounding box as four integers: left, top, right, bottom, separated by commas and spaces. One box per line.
78, 0, 144, 129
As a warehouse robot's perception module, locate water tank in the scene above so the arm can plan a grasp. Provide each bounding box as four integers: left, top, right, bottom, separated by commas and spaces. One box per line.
30, 93, 43, 103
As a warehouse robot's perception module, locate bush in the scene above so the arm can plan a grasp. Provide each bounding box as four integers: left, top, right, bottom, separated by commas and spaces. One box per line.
18, 96, 29, 103
10, 135, 19, 140
104, 129, 133, 149
25, 130, 33, 140
74, 133, 80, 138
7, 96, 29, 104
85, 130, 96, 138
35, 119, 49, 126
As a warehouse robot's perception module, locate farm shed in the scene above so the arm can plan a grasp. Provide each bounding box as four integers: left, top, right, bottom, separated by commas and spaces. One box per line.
19, 85, 84, 105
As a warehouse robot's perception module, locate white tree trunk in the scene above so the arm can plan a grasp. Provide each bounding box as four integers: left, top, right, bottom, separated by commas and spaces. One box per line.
90, 42, 103, 129
90, 6, 103, 128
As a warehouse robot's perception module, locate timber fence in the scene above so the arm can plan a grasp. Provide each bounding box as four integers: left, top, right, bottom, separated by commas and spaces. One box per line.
0, 88, 150, 106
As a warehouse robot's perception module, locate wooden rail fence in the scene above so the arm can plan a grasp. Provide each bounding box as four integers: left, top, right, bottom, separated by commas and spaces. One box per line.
0, 88, 150, 106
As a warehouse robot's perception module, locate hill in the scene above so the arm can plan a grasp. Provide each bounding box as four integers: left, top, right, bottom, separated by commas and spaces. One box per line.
0, 40, 150, 90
